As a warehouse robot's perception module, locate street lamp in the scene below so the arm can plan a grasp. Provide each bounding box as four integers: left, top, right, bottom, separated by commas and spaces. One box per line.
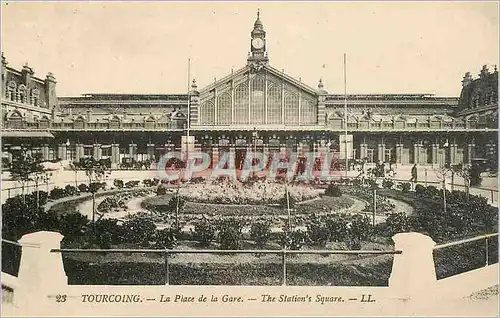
67, 139, 78, 188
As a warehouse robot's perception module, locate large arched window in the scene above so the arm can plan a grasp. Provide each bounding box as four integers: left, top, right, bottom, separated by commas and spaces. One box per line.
267, 83, 282, 124
200, 100, 215, 124
6, 110, 23, 129
234, 82, 249, 124
250, 76, 265, 124
217, 93, 232, 125
300, 98, 317, 124
284, 94, 299, 124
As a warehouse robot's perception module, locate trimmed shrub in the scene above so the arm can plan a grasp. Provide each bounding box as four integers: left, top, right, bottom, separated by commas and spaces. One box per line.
113, 179, 124, 188
192, 218, 216, 247
385, 212, 413, 236
325, 184, 342, 197
154, 228, 178, 249
250, 219, 272, 248
397, 182, 412, 193
382, 179, 394, 189
325, 213, 350, 242
125, 180, 140, 188
217, 218, 247, 250
78, 183, 89, 193
278, 228, 310, 250
156, 186, 168, 196
346, 214, 373, 250
63, 185, 77, 196
306, 214, 330, 247
50, 187, 67, 200
120, 217, 156, 246
58, 213, 89, 239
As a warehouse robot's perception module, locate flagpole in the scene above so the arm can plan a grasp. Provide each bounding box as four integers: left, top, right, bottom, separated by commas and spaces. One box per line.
185, 58, 191, 180
344, 53, 348, 178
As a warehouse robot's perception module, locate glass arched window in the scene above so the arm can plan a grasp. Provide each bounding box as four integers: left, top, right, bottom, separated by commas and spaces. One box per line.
300, 98, 317, 124
250, 76, 265, 124
267, 83, 282, 124
234, 82, 249, 124
200, 100, 215, 124
217, 93, 232, 125
284, 93, 299, 124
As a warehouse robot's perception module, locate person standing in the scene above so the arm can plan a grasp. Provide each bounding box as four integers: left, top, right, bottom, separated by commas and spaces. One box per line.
410, 164, 418, 190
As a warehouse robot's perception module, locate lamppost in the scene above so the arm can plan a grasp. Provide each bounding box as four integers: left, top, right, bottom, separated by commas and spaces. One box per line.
67, 139, 78, 188
252, 129, 258, 178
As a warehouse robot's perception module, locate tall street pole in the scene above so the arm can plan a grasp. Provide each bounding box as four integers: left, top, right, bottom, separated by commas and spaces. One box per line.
344, 53, 348, 178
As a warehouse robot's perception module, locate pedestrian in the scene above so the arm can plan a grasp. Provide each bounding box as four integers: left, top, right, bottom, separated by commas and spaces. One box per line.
410, 163, 418, 190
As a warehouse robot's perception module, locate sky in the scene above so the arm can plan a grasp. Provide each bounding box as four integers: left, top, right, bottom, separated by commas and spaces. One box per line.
1, 1, 498, 97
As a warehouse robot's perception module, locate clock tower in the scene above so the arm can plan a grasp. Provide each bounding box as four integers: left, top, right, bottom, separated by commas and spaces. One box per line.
247, 10, 269, 69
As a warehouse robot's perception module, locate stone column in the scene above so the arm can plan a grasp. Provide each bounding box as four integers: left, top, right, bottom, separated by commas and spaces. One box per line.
359, 144, 368, 160
41, 144, 49, 160
449, 144, 457, 164
111, 144, 120, 167
395, 144, 403, 164
129, 144, 137, 161
58, 144, 67, 161
75, 144, 84, 162
466, 143, 475, 164
413, 143, 420, 164
377, 143, 385, 163
432, 144, 440, 165
93, 144, 101, 160
147, 144, 155, 159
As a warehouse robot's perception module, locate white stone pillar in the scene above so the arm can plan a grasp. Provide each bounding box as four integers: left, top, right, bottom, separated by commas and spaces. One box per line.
389, 233, 437, 302
17, 231, 67, 312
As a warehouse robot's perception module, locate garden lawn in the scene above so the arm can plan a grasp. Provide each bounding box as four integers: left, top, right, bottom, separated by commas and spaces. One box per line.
61, 239, 395, 286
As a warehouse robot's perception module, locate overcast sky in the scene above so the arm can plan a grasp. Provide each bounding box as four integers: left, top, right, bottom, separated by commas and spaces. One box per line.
2, 1, 498, 97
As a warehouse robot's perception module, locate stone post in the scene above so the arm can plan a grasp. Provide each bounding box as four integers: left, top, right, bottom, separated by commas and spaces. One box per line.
16, 231, 67, 312
389, 233, 437, 302
111, 144, 120, 168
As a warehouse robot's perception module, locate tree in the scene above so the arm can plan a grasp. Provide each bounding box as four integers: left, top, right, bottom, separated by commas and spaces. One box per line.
434, 165, 452, 235
10, 150, 50, 207
451, 163, 472, 199
78, 157, 111, 223
30, 155, 52, 209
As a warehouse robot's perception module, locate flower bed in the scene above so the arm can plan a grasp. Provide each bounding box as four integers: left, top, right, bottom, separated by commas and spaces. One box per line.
175, 180, 319, 205
97, 189, 153, 214
341, 187, 395, 214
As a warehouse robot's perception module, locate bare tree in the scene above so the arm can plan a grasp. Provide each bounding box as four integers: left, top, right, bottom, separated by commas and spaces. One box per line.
78, 157, 111, 223
451, 163, 472, 199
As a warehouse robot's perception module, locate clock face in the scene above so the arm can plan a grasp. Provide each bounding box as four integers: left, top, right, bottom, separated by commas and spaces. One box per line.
252, 38, 264, 49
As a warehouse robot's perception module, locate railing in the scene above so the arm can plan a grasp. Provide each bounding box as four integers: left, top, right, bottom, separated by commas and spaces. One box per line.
50, 248, 401, 286
434, 233, 499, 267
